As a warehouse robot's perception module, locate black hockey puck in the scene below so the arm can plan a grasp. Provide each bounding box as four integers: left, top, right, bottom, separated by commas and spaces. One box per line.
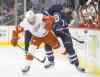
84, 30, 88, 34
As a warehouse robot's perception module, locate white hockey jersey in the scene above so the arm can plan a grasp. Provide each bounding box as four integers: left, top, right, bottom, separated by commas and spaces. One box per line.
20, 14, 48, 37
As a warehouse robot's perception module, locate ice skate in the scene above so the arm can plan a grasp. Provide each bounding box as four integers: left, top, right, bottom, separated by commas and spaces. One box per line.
76, 65, 85, 73
22, 65, 31, 73
44, 61, 55, 69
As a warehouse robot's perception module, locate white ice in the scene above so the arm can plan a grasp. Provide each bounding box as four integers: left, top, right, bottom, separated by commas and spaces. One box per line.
0, 46, 96, 77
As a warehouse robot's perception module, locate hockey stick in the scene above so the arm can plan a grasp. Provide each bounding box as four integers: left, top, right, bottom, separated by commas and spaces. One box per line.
56, 29, 84, 44
17, 44, 46, 63
62, 31, 84, 44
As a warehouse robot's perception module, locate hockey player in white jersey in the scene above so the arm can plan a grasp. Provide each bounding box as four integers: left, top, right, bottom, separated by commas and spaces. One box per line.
11, 10, 60, 73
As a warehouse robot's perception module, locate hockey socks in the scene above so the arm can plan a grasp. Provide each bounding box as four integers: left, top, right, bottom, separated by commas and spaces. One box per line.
44, 51, 55, 69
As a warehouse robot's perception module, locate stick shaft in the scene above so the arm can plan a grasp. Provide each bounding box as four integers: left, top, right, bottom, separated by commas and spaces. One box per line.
17, 44, 46, 63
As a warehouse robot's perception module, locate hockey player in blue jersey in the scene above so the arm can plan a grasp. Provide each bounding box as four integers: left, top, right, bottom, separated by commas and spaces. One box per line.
43, 4, 85, 72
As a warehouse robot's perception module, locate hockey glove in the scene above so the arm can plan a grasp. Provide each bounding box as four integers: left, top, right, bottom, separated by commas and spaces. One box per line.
11, 30, 19, 46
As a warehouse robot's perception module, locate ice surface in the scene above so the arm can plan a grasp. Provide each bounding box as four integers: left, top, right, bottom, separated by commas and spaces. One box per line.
0, 46, 96, 77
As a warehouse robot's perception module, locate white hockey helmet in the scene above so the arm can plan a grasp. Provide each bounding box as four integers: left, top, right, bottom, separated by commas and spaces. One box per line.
25, 10, 35, 23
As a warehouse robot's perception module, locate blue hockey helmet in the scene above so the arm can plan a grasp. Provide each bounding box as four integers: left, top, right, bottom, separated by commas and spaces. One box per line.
48, 4, 63, 15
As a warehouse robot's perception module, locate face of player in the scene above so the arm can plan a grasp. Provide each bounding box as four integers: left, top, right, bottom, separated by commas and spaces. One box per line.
27, 16, 36, 25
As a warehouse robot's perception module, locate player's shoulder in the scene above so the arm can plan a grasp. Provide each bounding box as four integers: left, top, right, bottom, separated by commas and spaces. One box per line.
35, 13, 43, 18
43, 16, 54, 20
35, 13, 43, 20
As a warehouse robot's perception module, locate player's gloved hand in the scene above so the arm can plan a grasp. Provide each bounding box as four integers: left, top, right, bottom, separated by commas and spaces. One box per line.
11, 37, 18, 46
11, 30, 19, 46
